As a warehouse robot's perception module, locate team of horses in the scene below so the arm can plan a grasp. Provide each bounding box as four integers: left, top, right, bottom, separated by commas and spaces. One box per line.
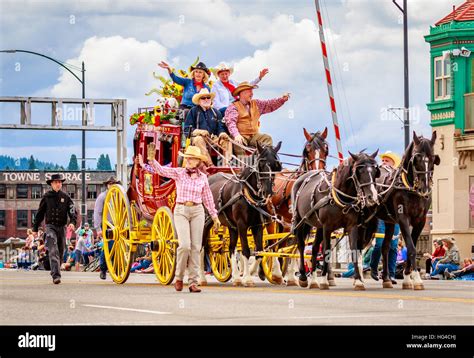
200, 128, 440, 291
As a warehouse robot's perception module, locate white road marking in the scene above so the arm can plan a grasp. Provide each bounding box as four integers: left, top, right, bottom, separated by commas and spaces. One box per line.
83, 304, 172, 315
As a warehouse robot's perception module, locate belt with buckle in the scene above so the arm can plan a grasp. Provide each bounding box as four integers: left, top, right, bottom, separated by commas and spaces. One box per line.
177, 201, 200, 207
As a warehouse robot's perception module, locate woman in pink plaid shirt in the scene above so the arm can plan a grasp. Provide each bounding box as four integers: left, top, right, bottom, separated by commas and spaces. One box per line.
137, 146, 221, 293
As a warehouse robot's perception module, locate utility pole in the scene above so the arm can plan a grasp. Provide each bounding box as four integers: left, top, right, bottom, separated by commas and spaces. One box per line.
393, 0, 410, 148
81, 61, 87, 225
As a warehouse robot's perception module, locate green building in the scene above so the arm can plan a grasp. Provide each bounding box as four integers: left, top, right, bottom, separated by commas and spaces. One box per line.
425, 0, 474, 260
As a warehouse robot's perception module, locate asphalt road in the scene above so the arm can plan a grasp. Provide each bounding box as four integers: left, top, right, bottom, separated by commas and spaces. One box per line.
1, 270, 473, 325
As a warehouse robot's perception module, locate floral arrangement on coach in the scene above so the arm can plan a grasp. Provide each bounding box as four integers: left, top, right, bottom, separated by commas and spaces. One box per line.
129, 97, 179, 126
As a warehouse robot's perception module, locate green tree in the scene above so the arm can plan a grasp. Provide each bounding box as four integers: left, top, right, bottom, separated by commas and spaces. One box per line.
104, 154, 112, 171
96, 154, 105, 170
67, 154, 79, 171
28, 155, 37, 170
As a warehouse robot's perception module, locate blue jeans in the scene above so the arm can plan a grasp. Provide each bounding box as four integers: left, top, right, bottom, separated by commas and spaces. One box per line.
342, 262, 370, 278
431, 263, 459, 277
131, 259, 151, 272
370, 237, 398, 277
99, 241, 114, 274
218, 107, 227, 117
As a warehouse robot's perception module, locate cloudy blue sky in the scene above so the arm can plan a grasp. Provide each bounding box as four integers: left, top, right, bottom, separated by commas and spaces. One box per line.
0, 0, 460, 169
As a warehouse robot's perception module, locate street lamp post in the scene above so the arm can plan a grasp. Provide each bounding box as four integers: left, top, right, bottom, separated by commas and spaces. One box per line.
0, 49, 88, 224
393, 0, 410, 149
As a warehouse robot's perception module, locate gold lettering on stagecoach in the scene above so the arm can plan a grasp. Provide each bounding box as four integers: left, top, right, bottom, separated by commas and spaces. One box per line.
144, 173, 153, 195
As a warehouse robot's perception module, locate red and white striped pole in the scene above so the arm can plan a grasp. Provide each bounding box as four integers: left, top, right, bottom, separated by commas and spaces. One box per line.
314, 0, 344, 163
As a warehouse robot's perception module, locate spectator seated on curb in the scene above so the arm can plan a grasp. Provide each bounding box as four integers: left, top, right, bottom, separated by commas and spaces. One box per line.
61, 246, 76, 271
131, 245, 152, 273
444, 258, 474, 281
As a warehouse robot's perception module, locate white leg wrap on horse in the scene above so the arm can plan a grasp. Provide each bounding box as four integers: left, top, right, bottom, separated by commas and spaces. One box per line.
231, 251, 242, 286
412, 271, 424, 290
318, 275, 329, 290
309, 272, 319, 289
402, 272, 413, 289
242, 256, 255, 287
285, 258, 297, 286
271, 257, 283, 277
249, 257, 261, 277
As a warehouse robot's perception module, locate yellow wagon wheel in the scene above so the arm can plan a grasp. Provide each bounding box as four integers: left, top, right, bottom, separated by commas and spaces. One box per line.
261, 223, 288, 284
208, 226, 232, 283
151, 207, 178, 285
102, 184, 134, 284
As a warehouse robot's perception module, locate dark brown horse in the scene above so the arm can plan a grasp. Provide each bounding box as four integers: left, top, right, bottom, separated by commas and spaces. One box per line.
291, 150, 380, 290
202, 142, 282, 287
369, 131, 440, 290
264, 127, 328, 285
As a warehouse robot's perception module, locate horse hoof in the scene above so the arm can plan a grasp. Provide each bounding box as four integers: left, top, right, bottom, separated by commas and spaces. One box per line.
286, 280, 297, 287
198, 280, 208, 286
319, 283, 330, 290
233, 280, 243, 287
309, 282, 319, 289
271, 275, 283, 285
382, 281, 393, 289
328, 279, 336, 287
244, 281, 255, 287
414, 284, 425, 291
402, 283, 413, 290
298, 279, 308, 288
354, 284, 366, 291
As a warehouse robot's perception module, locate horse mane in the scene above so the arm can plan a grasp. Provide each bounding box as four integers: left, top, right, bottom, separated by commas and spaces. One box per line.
334, 157, 353, 188
399, 141, 414, 169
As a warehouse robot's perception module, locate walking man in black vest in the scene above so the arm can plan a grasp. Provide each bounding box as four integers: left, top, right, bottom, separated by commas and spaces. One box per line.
33, 174, 77, 284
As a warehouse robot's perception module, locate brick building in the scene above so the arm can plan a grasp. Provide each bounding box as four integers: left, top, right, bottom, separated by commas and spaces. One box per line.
0, 170, 115, 240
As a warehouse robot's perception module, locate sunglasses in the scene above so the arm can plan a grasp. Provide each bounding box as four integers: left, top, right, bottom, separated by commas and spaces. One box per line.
200, 96, 211, 100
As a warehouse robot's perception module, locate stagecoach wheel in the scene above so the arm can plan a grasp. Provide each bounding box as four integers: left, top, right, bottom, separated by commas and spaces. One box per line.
102, 184, 134, 284
151, 207, 178, 285
208, 226, 232, 283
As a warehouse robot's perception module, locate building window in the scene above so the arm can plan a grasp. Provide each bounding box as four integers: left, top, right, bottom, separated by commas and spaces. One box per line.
434, 56, 451, 100
87, 184, 97, 199
16, 184, 28, 199
67, 184, 76, 199
87, 210, 94, 227
0, 210, 5, 227
31, 210, 37, 226
31, 185, 42, 199
17, 210, 28, 228
0, 184, 5, 199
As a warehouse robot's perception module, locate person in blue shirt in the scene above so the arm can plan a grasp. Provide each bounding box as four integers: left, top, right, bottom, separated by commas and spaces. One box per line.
158, 60, 211, 109
370, 221, 400, 284
184, 88, 231, 166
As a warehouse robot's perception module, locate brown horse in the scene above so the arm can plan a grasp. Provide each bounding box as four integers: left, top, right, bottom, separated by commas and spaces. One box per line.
263, 127, 328, 285
368, 131, 440, 290
291, 150, 380, 290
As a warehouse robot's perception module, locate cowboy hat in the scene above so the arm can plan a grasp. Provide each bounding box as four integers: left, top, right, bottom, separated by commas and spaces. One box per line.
189, 62, 210, 82
232, 81, 259, 97
46, 173, 66, 185
211, 62, 234, 77
379, 151, 401, 168
178, 146, 208, 161
103, 176, 120, 185
441, 237, 455, 245
192, 88, 216, 105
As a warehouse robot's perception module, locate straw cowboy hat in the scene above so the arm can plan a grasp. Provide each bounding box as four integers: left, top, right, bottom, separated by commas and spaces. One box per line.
441, 237, 455, 245
46, 173, 66, 185
379, 151, 401, 167
178, 146, 208, 161
103, 176, 120, 185
189, 62, 211, 82
232, 81, 259, 97
211, 62, 234, 77
192, 88, 216, 105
